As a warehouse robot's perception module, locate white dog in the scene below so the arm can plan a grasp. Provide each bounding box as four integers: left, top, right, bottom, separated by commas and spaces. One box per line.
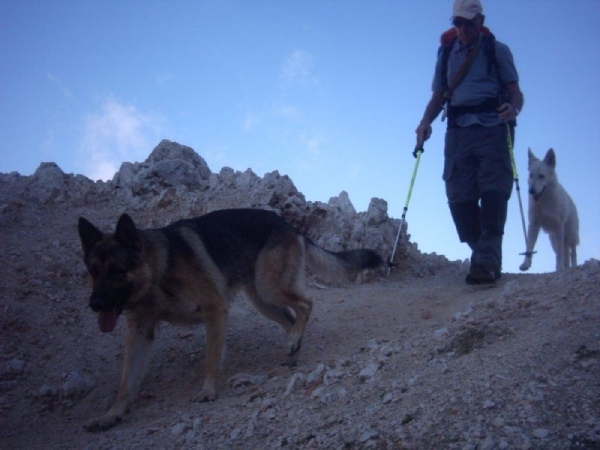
520, 148, 579, 272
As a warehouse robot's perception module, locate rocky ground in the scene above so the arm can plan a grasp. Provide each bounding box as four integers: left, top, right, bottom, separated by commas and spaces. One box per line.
1, 141, 598, 449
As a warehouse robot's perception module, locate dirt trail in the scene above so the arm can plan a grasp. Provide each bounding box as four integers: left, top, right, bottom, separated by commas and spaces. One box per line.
1, 192, 599, 449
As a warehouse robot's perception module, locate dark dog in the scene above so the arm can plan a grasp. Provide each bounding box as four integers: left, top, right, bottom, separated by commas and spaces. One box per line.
78, 208, 384, 431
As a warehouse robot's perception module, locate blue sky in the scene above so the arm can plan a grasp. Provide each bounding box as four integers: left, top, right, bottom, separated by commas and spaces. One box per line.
2, 0, 599, 274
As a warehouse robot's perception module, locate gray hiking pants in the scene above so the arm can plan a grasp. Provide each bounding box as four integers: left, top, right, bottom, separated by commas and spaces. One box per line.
443, 124, 514, 272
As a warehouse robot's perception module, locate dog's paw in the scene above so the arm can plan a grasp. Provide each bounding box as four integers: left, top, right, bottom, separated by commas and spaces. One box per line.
287, 337, 303, 357
281, 357, 298, 368
84, 414, 121, 433
193, 386, 218, 403
519, 258, 531, 271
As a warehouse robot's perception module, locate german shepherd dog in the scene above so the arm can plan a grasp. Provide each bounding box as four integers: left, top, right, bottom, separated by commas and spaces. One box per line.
78, 208, 384, 431
519, 148, 579, 271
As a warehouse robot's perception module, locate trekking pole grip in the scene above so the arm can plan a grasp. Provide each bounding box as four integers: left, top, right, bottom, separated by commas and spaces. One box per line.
412, 146, 424, 159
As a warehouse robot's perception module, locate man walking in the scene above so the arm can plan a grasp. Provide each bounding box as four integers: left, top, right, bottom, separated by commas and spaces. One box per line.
415, 0, 524, 284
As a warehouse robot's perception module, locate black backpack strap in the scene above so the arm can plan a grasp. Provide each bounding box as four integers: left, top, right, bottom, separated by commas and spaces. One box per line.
440, 34, 501, 85
438, 39, 455, 92
482, 34, 499, 81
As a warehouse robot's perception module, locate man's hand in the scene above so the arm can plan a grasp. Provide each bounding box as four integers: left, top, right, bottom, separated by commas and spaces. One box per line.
498, 102, 519, 123
415, 121, 432, 149
498, 82, 524, 123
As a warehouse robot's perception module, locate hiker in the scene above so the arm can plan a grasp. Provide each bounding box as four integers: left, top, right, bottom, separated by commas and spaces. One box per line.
415, 0, 524, 284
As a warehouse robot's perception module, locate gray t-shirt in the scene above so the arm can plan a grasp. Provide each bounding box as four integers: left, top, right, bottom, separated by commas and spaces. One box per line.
432, 36, 519, 127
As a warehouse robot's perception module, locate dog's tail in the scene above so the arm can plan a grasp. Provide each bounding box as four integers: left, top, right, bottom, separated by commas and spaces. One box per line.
304, 238, 385, 283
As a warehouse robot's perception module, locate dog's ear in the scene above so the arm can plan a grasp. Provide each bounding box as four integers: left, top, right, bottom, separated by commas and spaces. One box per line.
544, 148, 556, 169
115, 213, 142, 252
527, 148, 537, 167
78, 217, 103, 254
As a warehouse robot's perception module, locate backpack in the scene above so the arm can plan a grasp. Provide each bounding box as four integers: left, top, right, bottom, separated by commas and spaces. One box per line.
438, 26, 501, 92
438, 26, 514, 125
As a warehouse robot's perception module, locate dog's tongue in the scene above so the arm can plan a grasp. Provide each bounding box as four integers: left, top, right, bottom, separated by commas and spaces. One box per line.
98, 310, 119, 333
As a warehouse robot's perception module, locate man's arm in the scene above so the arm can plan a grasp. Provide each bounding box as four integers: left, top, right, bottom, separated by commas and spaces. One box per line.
498, 81, 524, 122
415, 91, 445, 148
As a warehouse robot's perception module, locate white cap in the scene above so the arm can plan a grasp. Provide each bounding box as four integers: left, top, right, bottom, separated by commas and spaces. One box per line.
452, 0, 483, 20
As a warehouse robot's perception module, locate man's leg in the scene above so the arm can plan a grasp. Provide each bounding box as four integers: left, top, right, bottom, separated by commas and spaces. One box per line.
468, 190, 508, 282
444, 126, 480, 253
448, 200, 481, 251
466, 124, 513, 284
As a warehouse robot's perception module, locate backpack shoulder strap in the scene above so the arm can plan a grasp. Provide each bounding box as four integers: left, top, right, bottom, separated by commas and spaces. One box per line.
438, 28, 458, 85
482, 33, 499, 78
438, 27, 502, 91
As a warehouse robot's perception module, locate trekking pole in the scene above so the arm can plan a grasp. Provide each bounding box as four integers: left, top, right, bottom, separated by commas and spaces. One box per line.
506, 123, 530, 255
387, 146, 424, 275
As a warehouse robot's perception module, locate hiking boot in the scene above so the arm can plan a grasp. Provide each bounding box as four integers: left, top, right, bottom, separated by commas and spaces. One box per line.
465, 264, 498, 285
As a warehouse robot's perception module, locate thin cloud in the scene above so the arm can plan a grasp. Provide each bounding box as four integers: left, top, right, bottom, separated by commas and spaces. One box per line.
47, 73, 74, 98
79, 98, 163, 181
280, 50, 316, 84
241, 111, 262, 131
156, 72, 177, 85
300, 132, 326, 157
273, 100, 300, 121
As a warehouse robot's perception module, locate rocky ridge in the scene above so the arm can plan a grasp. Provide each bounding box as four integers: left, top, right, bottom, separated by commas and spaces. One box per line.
0, 140, 598, 449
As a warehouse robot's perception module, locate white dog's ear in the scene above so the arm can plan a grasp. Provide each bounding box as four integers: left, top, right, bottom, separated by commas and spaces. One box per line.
527, 148, 536, 167
544, 148, 556, 169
